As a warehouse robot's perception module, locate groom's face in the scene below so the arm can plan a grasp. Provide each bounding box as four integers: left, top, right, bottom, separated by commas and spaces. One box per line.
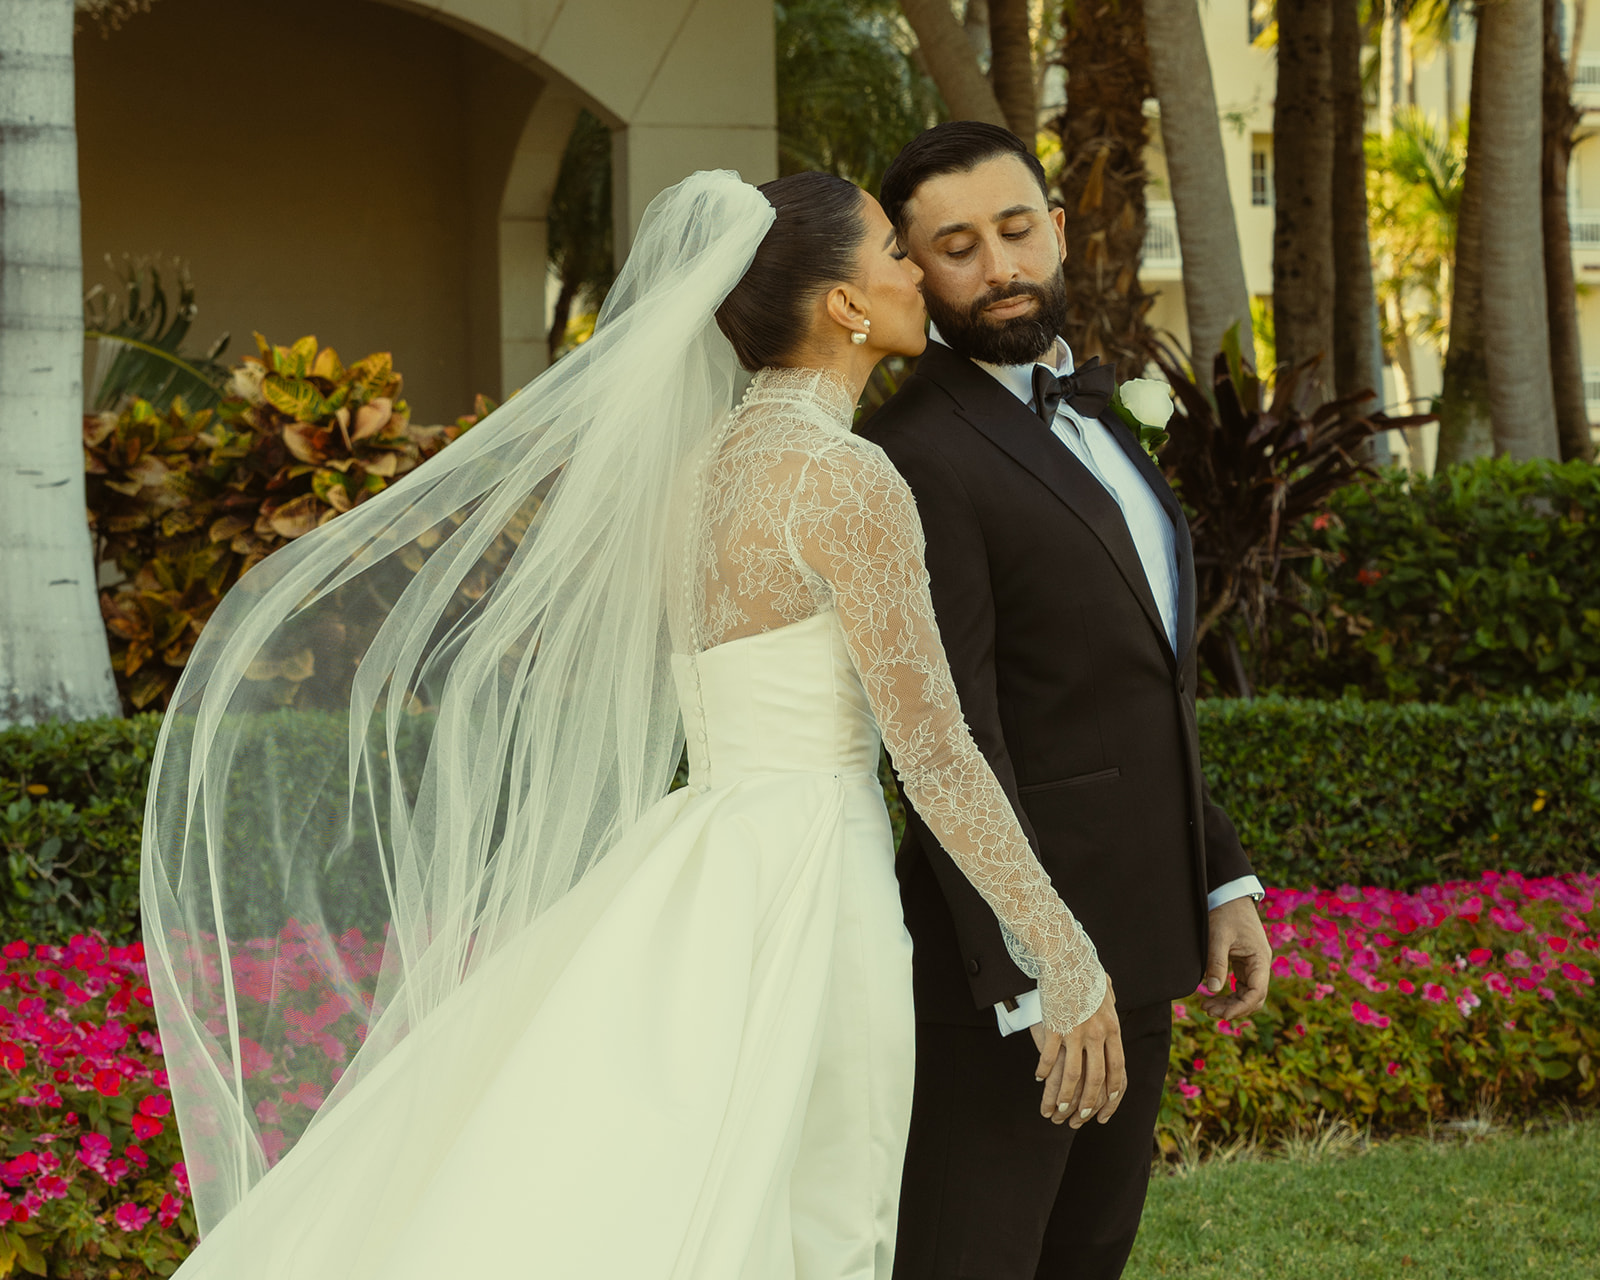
897, 155, 1069, 365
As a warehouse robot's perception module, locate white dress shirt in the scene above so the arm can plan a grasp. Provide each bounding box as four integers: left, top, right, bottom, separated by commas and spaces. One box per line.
925, 330, 1264, 1034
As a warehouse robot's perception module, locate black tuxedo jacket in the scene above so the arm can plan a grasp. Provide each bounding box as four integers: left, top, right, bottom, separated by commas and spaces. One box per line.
860, 341, 1253, 1022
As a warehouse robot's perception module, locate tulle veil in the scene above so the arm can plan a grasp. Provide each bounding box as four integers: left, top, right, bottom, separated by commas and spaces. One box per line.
139, 170, 777, 1235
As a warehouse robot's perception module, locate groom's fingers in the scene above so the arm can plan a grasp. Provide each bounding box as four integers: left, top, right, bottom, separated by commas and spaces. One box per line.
1096, 1033, 1128, 1124
1201, 926, 1232, 997
1068, 1037, 1106, 1128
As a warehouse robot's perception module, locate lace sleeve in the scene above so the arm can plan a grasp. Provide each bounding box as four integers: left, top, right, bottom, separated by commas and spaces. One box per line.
786, 441, 1108, 1034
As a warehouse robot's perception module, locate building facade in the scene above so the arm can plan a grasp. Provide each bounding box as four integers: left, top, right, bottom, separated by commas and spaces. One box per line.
75, 0, 777, 422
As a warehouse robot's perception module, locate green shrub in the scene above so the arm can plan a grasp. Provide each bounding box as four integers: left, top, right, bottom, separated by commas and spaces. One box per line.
1256, 457, 1600, 702
3, 696, 1594, 944
0, 718, 160, 947
1198, 695, 1598, 890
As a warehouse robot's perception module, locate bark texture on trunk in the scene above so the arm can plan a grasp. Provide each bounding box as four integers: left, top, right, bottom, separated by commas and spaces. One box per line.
1478, 0, 1559, 461
987, 0, 1037, 140
1050, 0, 1153, 372
0, 0, 121, 726
1272, 0, 1337, 385
1142, 0, 1257, 373
900, 0, 1008, 126
1437, 34, 1494, 465
1542, 0, 1594, 461
1331, 0, 1381, 404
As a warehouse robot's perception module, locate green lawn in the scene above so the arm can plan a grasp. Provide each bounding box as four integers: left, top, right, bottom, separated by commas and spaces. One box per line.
1127, 1120, 1600, 1279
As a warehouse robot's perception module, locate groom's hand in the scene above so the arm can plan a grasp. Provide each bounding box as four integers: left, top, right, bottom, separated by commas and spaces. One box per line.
1201, 896, 1272, 1020
1029, 983, 1126, 1129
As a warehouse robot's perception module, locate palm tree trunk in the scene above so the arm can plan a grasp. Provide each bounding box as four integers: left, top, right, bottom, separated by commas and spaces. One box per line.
1142, 0, 1257, 374
1437, 33, 1493, 466
1543, 0, 1594, 461
1272, 0, 1336, 385
987, 0, 1036, 140
0, 0, 121, 727
1331, 0, 1381, 404
1478, 0, 1559, 460
1050, 0, 1153, 372
899, 0, 1008, 127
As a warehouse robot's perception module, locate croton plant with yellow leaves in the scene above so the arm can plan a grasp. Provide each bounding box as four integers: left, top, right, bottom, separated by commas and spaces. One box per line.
85, 334, 495, 712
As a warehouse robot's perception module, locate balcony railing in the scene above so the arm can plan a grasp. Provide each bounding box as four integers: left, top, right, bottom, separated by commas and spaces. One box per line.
1570, 210, 1600, 247
1142, 201, 1181, 272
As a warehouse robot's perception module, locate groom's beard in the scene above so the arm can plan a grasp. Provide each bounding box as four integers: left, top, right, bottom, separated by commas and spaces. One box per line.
923, 267, 1071, 366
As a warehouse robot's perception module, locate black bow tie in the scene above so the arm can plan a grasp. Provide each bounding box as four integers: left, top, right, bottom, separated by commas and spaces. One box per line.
1031, 357, 1115, 424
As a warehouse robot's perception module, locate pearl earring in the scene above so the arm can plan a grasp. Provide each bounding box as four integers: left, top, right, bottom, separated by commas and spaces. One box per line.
851, 318, 871, 346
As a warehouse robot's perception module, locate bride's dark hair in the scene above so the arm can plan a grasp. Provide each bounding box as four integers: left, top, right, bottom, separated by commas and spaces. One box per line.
716, 171, 866, 371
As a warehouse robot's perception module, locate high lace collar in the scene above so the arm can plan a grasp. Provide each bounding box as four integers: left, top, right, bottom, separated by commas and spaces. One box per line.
739, 366, 858, 433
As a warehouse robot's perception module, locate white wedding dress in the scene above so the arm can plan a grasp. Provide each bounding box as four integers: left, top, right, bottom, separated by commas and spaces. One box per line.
167, 368, 1104, 1279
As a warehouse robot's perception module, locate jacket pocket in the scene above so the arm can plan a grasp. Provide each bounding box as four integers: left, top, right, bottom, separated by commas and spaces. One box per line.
1018, 766, 1121, 796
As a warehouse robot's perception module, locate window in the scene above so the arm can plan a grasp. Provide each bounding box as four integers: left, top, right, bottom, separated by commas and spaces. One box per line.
1250, 137, 1273, 207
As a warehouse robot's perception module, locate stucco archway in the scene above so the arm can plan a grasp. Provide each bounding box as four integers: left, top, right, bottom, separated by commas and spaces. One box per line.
75, 0, 775, 418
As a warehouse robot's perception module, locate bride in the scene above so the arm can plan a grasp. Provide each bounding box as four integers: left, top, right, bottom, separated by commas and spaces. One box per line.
141, 169, 1122, 1278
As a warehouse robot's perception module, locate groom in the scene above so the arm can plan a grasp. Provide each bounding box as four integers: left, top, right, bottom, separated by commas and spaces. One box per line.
863, 122, 1273, 1278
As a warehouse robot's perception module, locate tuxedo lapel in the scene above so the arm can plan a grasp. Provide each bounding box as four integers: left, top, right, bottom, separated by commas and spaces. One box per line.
913, 344, 1173, 663
1099, 412, 1198, 664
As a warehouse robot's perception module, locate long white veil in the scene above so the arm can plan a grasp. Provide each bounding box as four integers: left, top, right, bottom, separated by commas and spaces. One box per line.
140, 170, 776, 1235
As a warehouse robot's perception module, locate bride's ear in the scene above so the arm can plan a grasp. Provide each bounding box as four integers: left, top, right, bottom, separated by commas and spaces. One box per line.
821, 284, 869, 344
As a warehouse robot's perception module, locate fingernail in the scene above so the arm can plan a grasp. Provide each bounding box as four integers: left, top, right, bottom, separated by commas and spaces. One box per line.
1080, 1107, 1094, 1119
1057, 1102, 1070, 1112
1035, 1075, 1045, 1083
1109, 1090, 1120, 1100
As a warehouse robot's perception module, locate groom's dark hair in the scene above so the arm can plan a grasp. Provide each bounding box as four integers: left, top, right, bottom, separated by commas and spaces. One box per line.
879, 122, 1050, 233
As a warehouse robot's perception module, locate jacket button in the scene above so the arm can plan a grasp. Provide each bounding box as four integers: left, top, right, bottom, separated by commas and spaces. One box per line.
966, 958, 981, 976
1177, 674, 1187, 694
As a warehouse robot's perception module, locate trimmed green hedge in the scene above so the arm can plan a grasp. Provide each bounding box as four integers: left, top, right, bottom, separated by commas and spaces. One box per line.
1201, 695, 1598, 890
2, 697, 1596, 944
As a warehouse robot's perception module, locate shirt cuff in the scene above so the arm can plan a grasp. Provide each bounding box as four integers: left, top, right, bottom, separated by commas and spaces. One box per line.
1207, 875, 1266, 912
993, 987, 1043, 1036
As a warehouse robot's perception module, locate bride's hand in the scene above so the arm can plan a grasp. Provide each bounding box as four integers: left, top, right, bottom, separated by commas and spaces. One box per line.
1029, 982, 1126, 1128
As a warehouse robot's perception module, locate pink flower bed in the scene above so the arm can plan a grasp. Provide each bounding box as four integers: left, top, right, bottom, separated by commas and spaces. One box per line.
0, 936, 188, 1277
1163, 871, 1600, 1150
4, 873, 1595, 1264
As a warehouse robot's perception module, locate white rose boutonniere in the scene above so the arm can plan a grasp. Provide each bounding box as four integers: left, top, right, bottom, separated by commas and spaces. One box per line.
1111, 377, 1174, 459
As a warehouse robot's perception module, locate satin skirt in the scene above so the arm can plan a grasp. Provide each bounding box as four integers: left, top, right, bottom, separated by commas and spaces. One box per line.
175, 610, 915, 1279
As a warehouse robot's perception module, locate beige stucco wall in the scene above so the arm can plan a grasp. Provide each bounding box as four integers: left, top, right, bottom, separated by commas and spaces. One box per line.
77, 0, 777, 422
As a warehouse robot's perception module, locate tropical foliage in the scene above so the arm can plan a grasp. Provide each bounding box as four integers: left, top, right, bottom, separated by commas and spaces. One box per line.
82, 257, 230, 414
1150, 329, 1432, 696
1366, 107, 1467, 391
84, 335, 491, 712
1162, 871, 1600, 1151
777, 0, 943, 192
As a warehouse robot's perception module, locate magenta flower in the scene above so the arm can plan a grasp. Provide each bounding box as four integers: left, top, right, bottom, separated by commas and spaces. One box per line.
1397, 979, 1415, 995
1456, 989, 1481, 1017
1350, 1000, 1391, 1029
130, 1113, 163, 1140
113, 1202, 152, 1232
1385, 1061, 1400, 1077
1422, 983, 1448, 1002
35, 1175, 68, 1200
1177, 1078, 1201, 1100
158, 1192, 183, 1228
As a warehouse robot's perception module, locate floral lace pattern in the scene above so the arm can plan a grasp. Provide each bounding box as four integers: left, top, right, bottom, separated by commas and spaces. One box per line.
669, 366, 1108, 1034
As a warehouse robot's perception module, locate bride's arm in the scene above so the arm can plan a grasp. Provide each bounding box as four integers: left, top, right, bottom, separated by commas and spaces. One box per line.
786, 443, 1108, 1036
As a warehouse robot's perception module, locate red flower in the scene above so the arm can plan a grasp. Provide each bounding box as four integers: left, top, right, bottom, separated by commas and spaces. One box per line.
2, 941, 29, 960
1355, 567, 1384, 586
1311, 512, 1332, 531
113, 1201, 152, 1232
158, 1192, 183, 1228
130, 1113, 163, 1140
136, 1094, 171, 1118
92, 1068, 121, 1097
0, 1042, 23, 1071
1467, 947, 1493, 967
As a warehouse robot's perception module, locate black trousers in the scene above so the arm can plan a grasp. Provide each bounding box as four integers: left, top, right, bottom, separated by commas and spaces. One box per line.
892, 999, 1173, 1280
